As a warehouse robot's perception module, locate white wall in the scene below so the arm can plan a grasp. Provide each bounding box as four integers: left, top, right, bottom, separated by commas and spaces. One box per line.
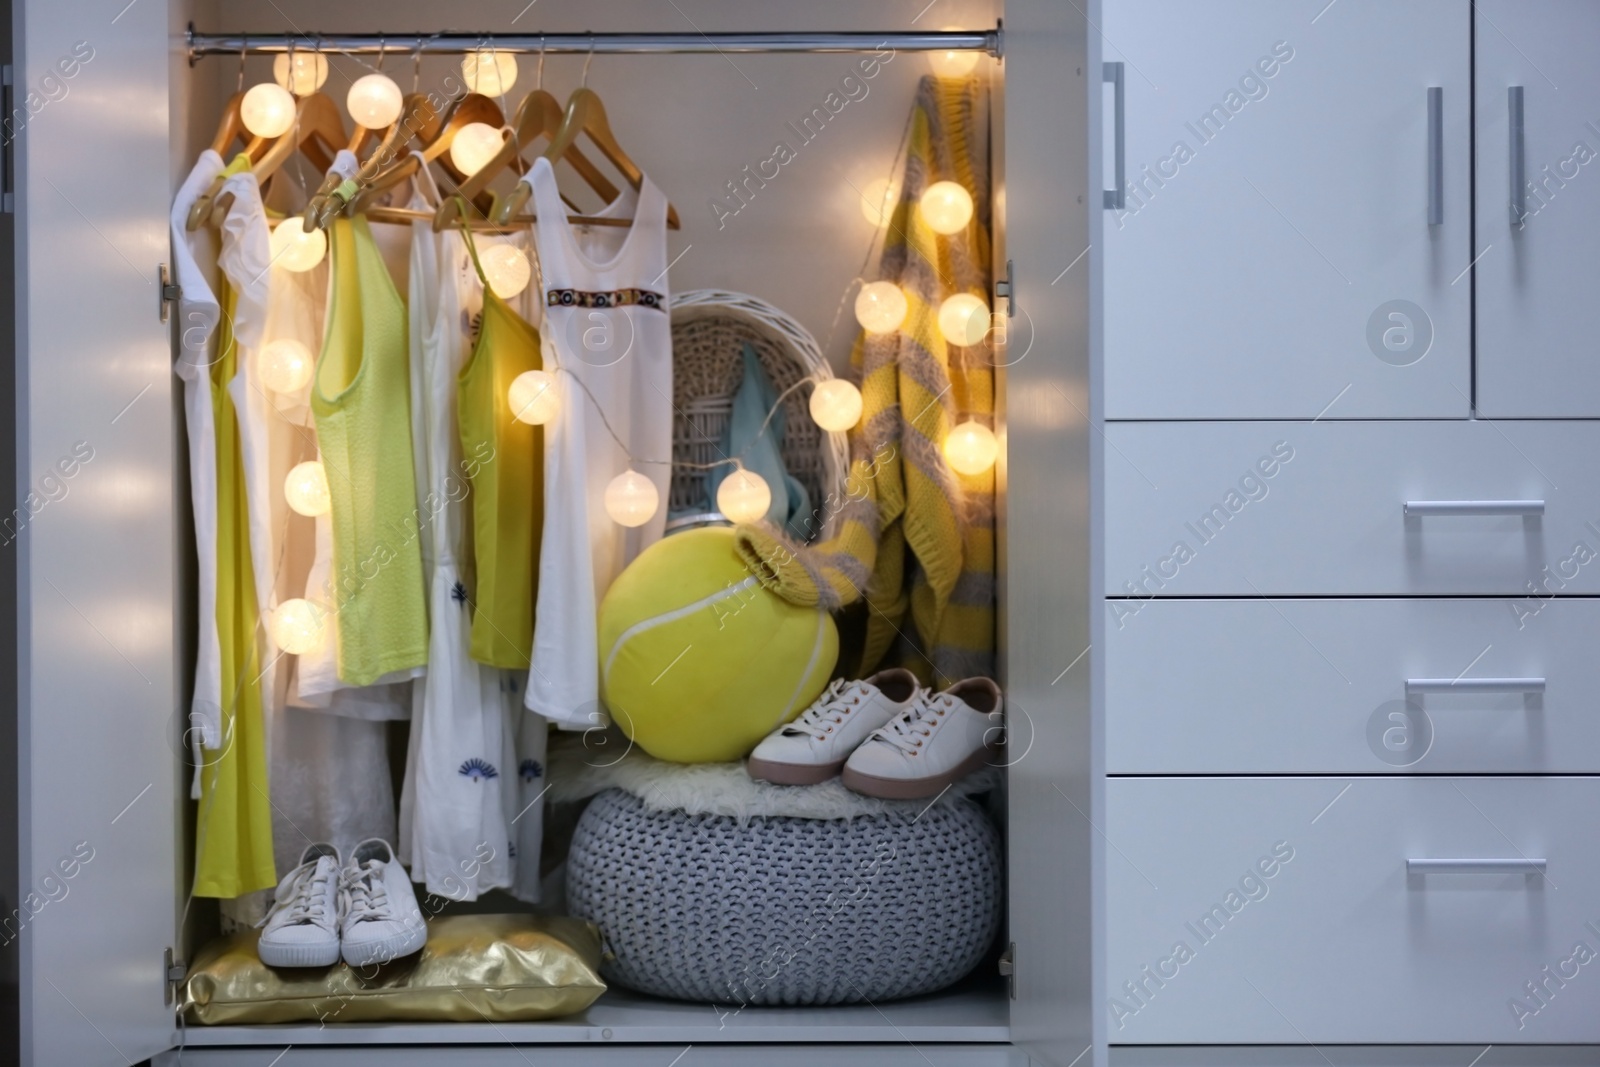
203, 0, 998, 370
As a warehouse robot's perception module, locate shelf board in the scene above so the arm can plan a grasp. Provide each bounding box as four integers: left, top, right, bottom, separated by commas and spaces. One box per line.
175, 981, 1011, 1046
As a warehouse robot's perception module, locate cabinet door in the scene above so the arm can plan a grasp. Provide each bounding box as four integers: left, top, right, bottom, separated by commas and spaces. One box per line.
1101, 0, 1470, 419
1475, 0, 1600, 417
18, 0, 177, 1063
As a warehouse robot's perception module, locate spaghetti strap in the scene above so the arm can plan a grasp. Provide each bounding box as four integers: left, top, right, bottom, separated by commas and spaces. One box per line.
453, 196, 491, 288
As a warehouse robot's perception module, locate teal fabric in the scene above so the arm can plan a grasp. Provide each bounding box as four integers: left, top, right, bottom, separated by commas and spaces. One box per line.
707, 345, 811, 538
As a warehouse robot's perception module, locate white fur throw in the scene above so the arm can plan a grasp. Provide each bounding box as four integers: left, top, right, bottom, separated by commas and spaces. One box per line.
547, 733, 1000, 823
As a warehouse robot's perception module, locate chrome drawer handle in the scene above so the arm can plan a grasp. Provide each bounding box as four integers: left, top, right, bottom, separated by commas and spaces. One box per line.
1406, 677, 1545, 695
1408, 858, 1545, 875
1404, 499, 1544, 516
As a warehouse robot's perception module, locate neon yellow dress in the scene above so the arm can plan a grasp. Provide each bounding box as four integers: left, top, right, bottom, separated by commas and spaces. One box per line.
312, 217, 429, 686
194, 154, 277, 898
457, 227, 543, 668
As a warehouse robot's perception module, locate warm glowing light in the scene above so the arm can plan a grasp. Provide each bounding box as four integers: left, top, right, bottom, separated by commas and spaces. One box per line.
920, 180, 974, 235
928, 29, 981, 78
462, 50, 518, 96
717, 467, 773, 524
604, 469, 659, 528
480, 244, 532, 299
860, 176, 897, 225
938, 293, 991, 347
450, 122, 505, 176
508, 369, 559, 425
269, 598, 324, 655
257, 338, 314, 394
854, 281, 908, 334
809, 378, 863, 432
346, 72, 404, 129
270, 218, 328, 272
273, 53, 329, 95
284, 460, 332, 517
241, 83, 296, 138
943, 421, 998, 475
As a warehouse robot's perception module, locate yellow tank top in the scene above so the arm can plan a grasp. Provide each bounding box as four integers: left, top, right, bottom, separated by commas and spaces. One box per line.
312, 216, 429, 685
457, 227, 543, 669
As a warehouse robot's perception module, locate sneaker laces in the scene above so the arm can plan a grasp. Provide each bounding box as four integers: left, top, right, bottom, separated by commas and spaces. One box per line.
257, 859, 334, 930
873, 690, 957, 755
340, 860, 392, 926
782, 678, 869, 739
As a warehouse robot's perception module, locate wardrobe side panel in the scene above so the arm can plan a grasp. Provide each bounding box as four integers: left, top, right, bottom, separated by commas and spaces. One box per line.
17, 0, 177, 1063
1000, 0, 1098, 1064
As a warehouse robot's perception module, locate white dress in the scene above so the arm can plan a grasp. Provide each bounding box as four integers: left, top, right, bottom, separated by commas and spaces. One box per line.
520, 158, 673, 730
171, 151, 226, 787
395, 159, 545, 899
217, 160, 396, 891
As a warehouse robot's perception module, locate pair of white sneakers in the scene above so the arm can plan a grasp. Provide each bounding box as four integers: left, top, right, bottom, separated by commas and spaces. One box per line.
256, 839, 428, 969
747, 669, 1004, 799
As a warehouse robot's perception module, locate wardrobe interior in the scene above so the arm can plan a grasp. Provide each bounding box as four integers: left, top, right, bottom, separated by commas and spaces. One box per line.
166, 0, 1017, 1035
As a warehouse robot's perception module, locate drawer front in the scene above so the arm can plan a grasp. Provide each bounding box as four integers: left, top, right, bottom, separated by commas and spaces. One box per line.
1106, 598, 1600, 774
1105, 420, 1600, 596
1105, 777, 1600, 1044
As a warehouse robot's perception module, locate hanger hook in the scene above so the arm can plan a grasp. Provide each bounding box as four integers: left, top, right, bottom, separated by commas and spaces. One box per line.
582, 36, 596, 89
536, 34, 546, 91
376, 33, 386, 71
413, 36, 422, 93
237, 35, 246, 92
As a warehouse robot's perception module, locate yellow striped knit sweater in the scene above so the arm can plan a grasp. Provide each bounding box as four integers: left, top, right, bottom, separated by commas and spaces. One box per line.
734, 75, 995, 686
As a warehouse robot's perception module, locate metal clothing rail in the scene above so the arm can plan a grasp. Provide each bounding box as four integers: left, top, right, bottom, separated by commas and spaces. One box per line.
186, 26, 1004, 62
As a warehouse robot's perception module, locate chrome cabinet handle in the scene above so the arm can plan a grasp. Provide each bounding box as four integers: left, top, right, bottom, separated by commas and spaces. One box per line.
1509, 85, 1525, 226
1427, 87, 1443, 225
1408, 858, 1545, 875
1404, 500, 1544, 516
1103, 62, 1125, 210
1406, 677, 1545, 695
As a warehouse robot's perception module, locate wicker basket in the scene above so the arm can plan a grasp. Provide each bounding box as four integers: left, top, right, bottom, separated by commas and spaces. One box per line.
668, 290, 849, 539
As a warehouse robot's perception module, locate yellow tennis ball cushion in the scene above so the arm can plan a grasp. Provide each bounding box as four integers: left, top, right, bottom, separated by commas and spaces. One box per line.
599, 526, 839, 764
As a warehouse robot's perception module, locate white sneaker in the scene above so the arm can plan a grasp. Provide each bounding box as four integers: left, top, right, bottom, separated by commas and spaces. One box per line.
339, 839, 427, 967
842, 678, 1004, 800
256, 843, 342, 968
746, 669, 920, 785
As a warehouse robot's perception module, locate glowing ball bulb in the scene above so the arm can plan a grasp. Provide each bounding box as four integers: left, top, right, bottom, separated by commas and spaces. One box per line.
346, 72, 404, 129
241, 83, 296, 138
462, 50, 518, 96
450, 122, 504, 176
605, 469, 659, 528
508, 369, 559, 425
273, 52, 329, 95
920, 180, 975, 235
284, 460, 331, 517
854, 281, 908, 334
809, 378, 863, 432
944, 421, 999, 475
938, 293, 991, 347
717, 467, 772, 524
481, 244, 531, 299
257, 338, 314, 395
929, 29, 982, 78
860, 176, 896, 225
270, 218, 327, 273
269, 598, 324, 655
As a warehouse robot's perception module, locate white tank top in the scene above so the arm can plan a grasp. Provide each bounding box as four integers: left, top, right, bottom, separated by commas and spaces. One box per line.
521, 157, 673, 727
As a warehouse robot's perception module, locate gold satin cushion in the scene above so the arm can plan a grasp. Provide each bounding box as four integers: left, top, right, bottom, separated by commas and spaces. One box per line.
182, 914, 606, 1024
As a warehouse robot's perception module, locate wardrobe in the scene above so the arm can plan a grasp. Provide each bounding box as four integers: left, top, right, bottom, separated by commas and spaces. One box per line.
11, 1, 1093, 1065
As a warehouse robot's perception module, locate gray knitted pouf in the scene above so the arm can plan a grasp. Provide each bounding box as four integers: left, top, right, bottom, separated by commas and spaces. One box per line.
566, 788, 1002, 1005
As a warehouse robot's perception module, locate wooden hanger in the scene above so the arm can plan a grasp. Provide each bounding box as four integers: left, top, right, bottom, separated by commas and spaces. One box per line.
299, 119, 392, 228
350, 91, 507, 217
517, 86, 680, 230
479, 89, 622, 225
203, 93, 345, 230
183, 91, 277, 231
304, 92, 443, 229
